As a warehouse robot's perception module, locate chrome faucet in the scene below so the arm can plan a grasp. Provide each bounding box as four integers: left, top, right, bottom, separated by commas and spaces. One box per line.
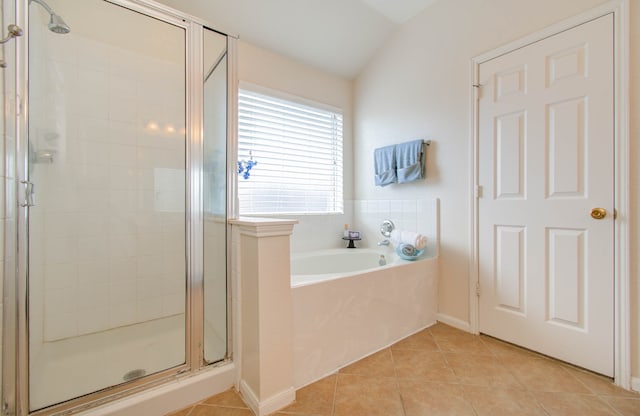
377, 239, 390, 246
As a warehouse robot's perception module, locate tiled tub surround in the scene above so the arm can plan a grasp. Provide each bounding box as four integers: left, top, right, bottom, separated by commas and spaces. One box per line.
290, 197, 440, 389
291, 250, 438, 389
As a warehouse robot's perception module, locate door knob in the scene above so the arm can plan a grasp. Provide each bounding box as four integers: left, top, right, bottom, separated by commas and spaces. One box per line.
590, 208, 607, 220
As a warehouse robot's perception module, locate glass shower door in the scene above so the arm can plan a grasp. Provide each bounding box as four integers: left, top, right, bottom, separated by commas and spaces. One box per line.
202, 27, 228, 364
27, 0, 187, 410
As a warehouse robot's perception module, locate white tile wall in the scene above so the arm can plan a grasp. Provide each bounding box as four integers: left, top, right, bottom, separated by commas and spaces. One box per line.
289, 198, 439, 256
30, 30, 187, 341
354, 198, 439, 258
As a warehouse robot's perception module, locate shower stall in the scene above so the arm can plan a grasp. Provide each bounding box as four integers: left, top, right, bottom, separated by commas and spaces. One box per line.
2, 0, 236, 414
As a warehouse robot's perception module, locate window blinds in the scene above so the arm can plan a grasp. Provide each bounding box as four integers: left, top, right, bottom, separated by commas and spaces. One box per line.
238, 89, 343, 215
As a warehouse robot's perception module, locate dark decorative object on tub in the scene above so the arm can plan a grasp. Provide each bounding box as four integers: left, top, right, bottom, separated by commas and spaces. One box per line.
374, 139, 427, 186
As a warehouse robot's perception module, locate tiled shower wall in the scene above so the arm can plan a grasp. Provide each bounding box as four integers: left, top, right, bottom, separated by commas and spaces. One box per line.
29, 20, 186, 342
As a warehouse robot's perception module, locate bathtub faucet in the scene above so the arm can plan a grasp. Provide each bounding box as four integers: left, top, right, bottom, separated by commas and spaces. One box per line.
377, 239, 390, 246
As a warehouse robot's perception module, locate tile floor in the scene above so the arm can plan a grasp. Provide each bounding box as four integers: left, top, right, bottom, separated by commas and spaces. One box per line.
167, 323, 640, 416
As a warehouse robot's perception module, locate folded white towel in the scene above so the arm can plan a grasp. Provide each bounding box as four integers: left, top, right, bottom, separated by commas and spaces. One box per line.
390, 229, 427, 250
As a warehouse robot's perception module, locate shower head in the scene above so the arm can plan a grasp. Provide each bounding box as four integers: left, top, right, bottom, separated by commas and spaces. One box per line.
47, 13, 70, 34
29, 0, 70, 34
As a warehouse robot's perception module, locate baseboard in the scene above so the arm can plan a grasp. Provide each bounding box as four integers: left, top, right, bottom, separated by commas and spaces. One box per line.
239, 379, 295, 416
632, 377, 640, 392
238, 380, 260, 415
436, 313, 471, 333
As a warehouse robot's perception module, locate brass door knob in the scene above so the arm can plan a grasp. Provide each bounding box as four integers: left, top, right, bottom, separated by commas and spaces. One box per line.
591, 208, 607, 220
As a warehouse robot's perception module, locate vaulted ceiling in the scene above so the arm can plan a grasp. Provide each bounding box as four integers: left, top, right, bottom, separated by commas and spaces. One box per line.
155, 0, 438, 78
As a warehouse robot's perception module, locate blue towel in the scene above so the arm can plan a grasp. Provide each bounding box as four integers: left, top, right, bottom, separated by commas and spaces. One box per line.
374, 144, 397, 186
396, 139, 424, 183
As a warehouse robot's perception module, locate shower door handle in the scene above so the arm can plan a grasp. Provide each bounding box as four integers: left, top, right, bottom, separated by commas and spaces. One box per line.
21, 181, 35, 207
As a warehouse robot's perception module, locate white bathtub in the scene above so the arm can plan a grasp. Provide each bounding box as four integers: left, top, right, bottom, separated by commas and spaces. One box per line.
291, 248, 406, 286
290, 247, 438, 388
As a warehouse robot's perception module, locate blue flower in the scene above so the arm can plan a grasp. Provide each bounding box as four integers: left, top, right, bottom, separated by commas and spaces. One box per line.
238, 159, 257, 179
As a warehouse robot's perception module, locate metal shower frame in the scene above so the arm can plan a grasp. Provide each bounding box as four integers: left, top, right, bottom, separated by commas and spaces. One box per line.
3, 0, 239, 414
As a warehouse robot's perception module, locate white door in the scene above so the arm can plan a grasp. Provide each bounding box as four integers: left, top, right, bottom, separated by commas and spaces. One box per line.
478, 14, 614, 376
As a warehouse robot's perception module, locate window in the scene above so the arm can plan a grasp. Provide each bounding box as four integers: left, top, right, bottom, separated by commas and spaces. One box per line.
237, 86, 343, 215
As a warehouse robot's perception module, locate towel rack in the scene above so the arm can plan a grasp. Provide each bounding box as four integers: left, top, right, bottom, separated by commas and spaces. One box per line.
423, 140, 431, 146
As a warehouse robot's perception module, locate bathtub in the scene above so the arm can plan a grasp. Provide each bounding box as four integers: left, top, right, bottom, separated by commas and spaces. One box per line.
291, 248, 406, 286
290, 247, 438, 388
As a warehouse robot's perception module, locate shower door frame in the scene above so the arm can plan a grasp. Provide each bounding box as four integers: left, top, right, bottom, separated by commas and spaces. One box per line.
7, 0, 235, 415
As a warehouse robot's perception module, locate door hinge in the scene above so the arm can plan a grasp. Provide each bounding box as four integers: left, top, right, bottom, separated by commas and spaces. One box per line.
475, 282, 480, 297
20, 180, 35, 207
473, 83, 482, 99
474, 185, 483, 198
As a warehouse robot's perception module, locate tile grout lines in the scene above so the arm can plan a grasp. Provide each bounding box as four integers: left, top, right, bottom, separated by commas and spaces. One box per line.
169, 323, 640, 416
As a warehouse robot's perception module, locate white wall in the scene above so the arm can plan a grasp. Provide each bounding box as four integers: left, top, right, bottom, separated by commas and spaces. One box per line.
237, 41, 355, 252
354, 0, 640, 380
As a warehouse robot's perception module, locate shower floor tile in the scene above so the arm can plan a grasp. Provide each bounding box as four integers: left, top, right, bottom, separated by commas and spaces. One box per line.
167, 323, 640, 416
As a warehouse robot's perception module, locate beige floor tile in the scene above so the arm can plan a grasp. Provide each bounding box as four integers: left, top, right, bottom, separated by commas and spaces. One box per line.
277, 374, 336, 415
564, 367, 640, 398
167, 324, 640, 416
391, 328, 439, 351
534, 392, 619, 416
429, 323, 465, 338
433, 332, 494, 355
399, 379, 475, 416
333, 373, 404, 416
202, 389, 249, 408
463, 385, 547, 416
503, 356, 591, 393
445, 353, 522, 388
392, 349, 457, 382
603, 397, 640, 416
339, 348, 395, 378
167, 408, 193, 416
479, 335, 541, 359
189, 404, 255, 416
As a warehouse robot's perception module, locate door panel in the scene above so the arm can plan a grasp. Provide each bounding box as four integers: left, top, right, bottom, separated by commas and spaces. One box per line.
478, 14, 614, 376
547, 228, 585, 328
494, 225, 525, 314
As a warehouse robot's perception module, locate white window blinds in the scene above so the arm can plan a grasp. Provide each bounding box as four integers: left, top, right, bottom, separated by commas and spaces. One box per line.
238, 88, 344, 215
